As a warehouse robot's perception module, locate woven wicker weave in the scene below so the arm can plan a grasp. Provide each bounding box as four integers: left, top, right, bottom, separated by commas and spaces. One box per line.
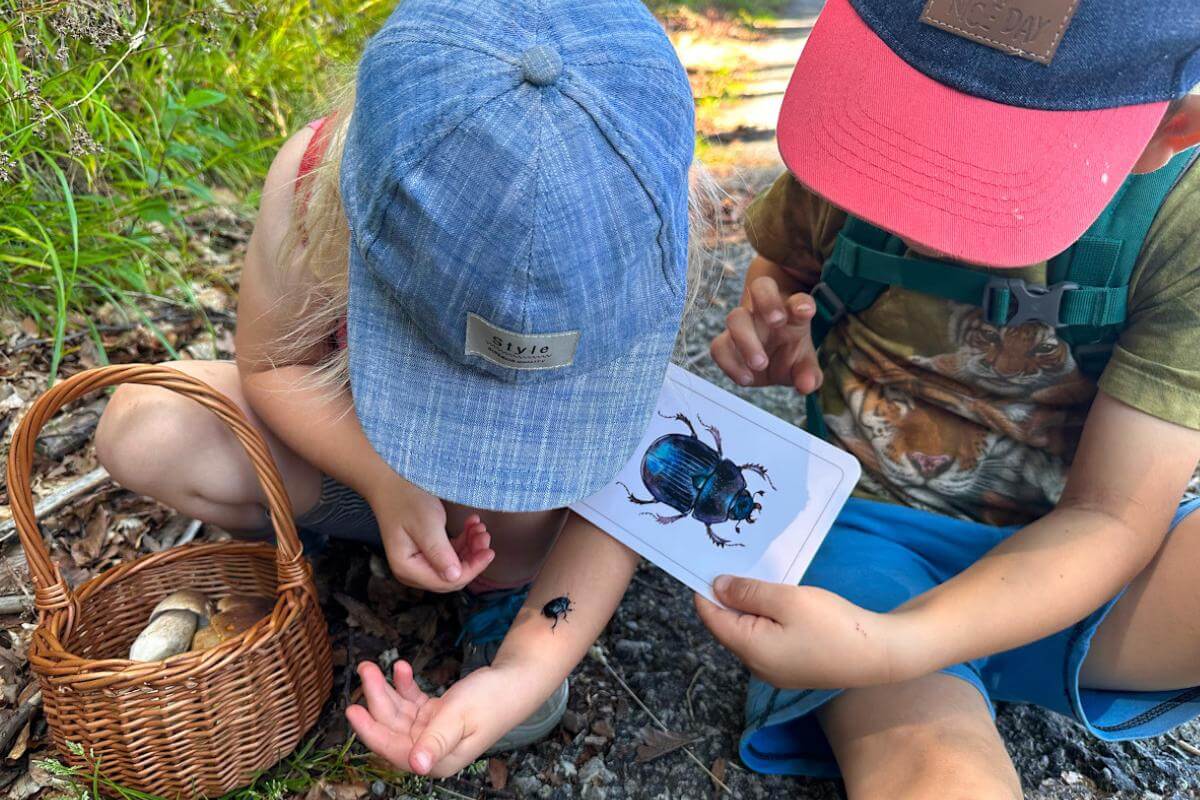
8, 364, 332, 797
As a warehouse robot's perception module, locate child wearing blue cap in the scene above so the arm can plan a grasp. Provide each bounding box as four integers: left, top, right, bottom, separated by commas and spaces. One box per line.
96, 0, 705, 777
699, 0, 1200, 796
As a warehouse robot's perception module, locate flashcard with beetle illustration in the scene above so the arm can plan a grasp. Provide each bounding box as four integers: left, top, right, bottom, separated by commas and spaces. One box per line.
572, 365, 861, 606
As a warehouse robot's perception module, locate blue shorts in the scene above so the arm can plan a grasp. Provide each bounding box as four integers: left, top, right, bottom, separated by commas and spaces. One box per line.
741, 496, 1200, 779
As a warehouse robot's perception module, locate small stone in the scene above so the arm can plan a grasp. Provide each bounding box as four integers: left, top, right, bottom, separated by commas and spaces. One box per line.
583, 734, 608, 748
558, 758, 578, 779
580, 785, 607, 800
562, 709, 586, 735
591, 719, 615, 739
614, 639, 651, 661
370, 780, 386, 797
1062, 770, 1083, 785
580, 756, 616, 786
511, 775, 543, 796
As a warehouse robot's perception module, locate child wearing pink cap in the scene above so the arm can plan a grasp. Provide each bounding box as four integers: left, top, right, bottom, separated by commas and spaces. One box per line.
699, 0, 1200, 795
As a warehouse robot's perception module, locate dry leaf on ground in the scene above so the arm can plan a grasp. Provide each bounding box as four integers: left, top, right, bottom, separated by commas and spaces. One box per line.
635, 726, 703, 763
488, 757, 509, 791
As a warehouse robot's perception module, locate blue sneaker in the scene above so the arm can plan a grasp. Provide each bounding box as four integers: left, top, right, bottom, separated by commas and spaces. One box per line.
458, 585, 569, 751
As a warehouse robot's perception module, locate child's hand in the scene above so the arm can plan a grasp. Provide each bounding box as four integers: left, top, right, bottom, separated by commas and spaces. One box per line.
371, 481, 494, 592
695, 576, 922, 690
710, 276, 823, 393
347, 661, 532, 778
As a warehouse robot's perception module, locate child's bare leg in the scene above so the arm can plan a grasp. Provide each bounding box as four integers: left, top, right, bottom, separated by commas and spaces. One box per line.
1083, 512, 1200, 691
445, 504, 567, 586
95, 360, 322, 534
818, 673, 1021, 800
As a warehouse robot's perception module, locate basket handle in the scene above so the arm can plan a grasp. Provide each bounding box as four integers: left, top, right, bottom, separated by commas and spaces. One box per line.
7, 364, 311, 615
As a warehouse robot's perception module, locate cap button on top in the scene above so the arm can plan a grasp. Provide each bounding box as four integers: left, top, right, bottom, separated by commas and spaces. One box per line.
520, 45, 562, 87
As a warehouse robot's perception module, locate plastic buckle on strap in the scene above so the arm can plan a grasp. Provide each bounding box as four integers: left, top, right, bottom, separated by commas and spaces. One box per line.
811, 282, 847, 326
982, 278, 1079, 328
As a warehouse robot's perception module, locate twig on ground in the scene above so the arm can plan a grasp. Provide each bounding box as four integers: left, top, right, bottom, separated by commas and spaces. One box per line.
0, 594, 30, 614
685, 664, 706, 723
0, 466, 110, 545
0, 691, 42, 755
590, 645, 731, 795
1176, 739, 1200, 758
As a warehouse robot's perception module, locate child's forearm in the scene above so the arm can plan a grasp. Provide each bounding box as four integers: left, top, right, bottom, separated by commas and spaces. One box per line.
239, 363, 399, 501
491, 513, 639, 695
891, 504, 1172, 678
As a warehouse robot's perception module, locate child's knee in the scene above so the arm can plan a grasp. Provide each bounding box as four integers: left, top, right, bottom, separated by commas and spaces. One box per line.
96, 383, 213, 493
853, 725, 1021, 800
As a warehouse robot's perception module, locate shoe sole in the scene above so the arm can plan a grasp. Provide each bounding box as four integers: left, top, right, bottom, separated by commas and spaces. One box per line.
487, 679, 569, 753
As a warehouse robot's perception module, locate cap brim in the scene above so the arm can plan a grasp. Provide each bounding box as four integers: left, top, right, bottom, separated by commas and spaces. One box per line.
778, 0, 1169, 267
347, 250, 675, 512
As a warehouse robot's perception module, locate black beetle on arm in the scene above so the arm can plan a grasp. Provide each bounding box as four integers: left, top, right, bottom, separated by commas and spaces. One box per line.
618, 412, 776, 548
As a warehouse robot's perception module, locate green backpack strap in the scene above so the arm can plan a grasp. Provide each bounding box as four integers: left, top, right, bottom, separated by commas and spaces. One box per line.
1049, 147, 1199, 377
803, 147, 1199, 439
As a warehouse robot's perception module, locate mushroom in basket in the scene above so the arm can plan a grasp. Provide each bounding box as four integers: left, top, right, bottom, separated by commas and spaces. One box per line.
128, 589, 214, 661
192, 594, 275, 650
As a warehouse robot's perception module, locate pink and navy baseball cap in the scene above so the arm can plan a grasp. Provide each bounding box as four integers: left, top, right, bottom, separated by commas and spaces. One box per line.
778, 0, 1200, 267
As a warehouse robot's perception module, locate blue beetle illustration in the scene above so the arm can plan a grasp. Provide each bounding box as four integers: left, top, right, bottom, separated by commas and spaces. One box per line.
618, 412, 775, 548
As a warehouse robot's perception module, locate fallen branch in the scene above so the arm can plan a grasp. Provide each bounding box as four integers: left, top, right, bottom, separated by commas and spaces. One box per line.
0, 466, 110, 545
0, 691, 42, 757
590, 645, 731, 795
0, 594, 30, 614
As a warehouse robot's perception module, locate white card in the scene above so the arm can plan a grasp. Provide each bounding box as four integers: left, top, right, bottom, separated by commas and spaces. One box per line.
571, 365, 861, 605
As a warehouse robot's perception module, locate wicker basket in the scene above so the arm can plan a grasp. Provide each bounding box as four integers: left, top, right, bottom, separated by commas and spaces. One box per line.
8, 364, 332, 797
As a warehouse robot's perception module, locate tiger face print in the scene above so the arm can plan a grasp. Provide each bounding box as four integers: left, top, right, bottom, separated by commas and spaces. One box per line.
913, 307, 1077, 397
827, 377, 1066, 518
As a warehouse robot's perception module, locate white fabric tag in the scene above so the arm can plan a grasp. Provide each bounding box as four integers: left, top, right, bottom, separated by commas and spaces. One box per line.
466, 313, 579, 371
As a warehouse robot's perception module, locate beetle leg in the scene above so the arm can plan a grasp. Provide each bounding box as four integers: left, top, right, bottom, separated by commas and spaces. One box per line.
641, 511, 686, 525
617, 481, 657, 505
697, 415, 723, 456
706, 525, 745, 549
659, 411, 698, 439
739, 463, 777, 491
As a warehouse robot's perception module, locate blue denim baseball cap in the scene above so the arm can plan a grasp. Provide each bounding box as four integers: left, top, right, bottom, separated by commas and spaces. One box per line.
778, 0, 1200, 266
340, 0, 694, 511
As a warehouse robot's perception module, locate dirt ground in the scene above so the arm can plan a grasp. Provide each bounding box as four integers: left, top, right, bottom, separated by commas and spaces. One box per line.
3, 2, 1200, 798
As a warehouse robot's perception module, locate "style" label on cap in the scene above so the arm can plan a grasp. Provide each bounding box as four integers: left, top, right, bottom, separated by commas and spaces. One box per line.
920, 0, 1079, 65
466, 313, 580, 371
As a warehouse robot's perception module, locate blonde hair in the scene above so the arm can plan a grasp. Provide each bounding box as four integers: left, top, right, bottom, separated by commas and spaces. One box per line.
271, 87, 721, 389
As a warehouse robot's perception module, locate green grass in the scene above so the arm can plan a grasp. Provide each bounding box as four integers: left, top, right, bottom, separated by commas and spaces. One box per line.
0, 1, 395, 379
35, 738, 485, 800
647, 0, 791, 22
0, 0, 772, 382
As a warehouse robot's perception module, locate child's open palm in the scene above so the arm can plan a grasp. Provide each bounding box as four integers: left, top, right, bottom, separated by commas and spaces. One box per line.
347, 660, 527, 779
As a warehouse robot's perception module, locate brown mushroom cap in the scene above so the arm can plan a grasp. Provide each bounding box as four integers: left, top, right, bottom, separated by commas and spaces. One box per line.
149, 589, 214, 626
190, 596, 272, 651
215, 594, 274, 616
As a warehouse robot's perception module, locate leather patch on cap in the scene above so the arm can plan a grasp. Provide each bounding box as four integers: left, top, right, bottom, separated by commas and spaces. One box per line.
920, 0, 1079, 65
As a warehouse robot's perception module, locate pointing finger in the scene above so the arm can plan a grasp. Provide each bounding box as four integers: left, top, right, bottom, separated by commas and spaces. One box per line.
748, 277, 788, 328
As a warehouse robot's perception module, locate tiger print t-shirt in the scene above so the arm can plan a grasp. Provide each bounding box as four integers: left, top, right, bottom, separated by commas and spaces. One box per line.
744, 167, 1200, 527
